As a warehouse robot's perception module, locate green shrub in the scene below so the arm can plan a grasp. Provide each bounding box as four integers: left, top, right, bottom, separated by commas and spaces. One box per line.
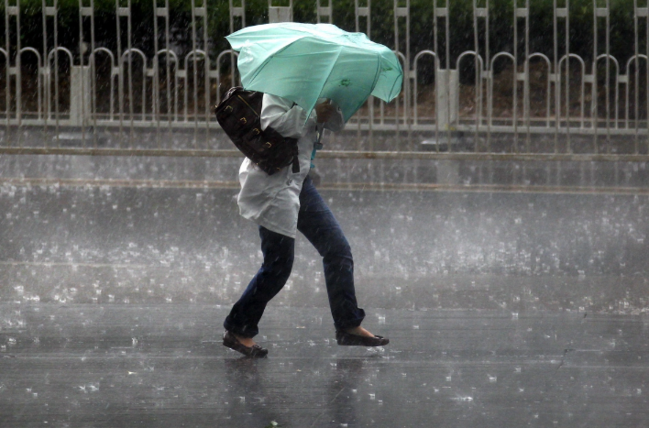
0, 0, 642, 73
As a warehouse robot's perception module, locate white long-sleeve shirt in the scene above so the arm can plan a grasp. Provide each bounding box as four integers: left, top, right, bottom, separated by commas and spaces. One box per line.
236, 93, 345, 238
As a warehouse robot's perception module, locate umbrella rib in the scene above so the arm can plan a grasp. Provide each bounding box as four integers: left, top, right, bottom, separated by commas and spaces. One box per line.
370, 54, 383, 99
387, 59, 403, 102
308, 45, 345, 117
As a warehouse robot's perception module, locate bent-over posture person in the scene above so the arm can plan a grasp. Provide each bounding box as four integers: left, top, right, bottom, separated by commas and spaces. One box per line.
223, 93, 389, 357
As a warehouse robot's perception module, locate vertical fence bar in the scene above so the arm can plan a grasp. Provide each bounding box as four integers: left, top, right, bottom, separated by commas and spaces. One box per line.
230, 0, 245, 32
593, 0, 611, 153
2, 2, 7, 137
41, 0, 49, 136
355, 0, 372, 150
152, 0, 166, 147
115, 0, 121, 142
393, 0, 410, 150
182, 58, 188, 122
152, 0, 159, 139
78, 0, 85, 141
612, 56, 620, 132
191, 0, 199, 147
163, 0, 171, 142
622, 58, 630, 135
554, 1, 570, 153
317, 0, 332, 24
434, 0, 452, 153
78, 0, 89, 146
635, 1, 643, 153
88, 0, 98, 146
269, 0, 293, 23
474, 0, 488, 150
53, 0, 60, 145
515, 0, 530, 153
5, 0, 21, 145
603, 0, 610, 148
522, 0, 530, 152
432, 0, 438, 152
592, 0, 598, 150
513, 1, 519, 153
433, 0, 441, 153
631, 2, 639, 150
153, 0, 160, 128
642, 0, 649, 153
4, 1, 10, 136
14, 0, 20, 144
444, 0, 451, 150
553, 0, 560, 153
393, 0, 401, 147
564, 1, 571, 152
115, 0, 127, 147
229, 0, 245, 90
484, 0, 490, 150
197, 0, 210, 142
646, 0, 649, 153
126, 1, 134, 143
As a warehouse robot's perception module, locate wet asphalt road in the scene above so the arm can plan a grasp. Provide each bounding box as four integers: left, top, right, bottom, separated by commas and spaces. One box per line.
1, 304, 648, 428
0, 154, 648, 427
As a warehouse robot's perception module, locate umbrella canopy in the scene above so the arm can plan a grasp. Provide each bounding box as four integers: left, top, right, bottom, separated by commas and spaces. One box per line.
226, 22, 403, 122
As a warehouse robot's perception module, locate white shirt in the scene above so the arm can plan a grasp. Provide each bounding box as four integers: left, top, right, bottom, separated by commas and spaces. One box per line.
237, 94, 344, 238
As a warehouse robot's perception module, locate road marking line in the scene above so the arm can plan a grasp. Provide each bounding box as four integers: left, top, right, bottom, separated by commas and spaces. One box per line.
0, 177, 648, 195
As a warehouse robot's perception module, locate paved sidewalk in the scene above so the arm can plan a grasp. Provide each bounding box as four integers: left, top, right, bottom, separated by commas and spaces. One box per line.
1, 304, 647, 428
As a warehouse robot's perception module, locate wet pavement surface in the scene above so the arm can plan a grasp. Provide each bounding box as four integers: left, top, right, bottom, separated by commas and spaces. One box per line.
1, 304, 648, 428
1, 174, 649, 312
1, 154, 648, 427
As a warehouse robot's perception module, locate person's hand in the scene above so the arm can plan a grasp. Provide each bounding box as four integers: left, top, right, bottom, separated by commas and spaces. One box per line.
315, 101, 337, 123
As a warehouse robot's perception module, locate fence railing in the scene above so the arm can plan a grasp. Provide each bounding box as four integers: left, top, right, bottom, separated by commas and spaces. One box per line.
0, 0, 648, 159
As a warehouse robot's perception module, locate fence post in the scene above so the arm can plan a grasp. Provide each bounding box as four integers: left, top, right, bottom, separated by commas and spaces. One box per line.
269, 0, 292, 23
435, 70, 460, 186
230, 0, 246, 32
435, 69, 458, 130
70, 66, 91, 126
355, 0, 373, 150
317, 0, 332, 23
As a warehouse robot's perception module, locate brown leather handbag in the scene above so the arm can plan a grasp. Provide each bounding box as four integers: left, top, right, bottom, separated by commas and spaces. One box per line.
214, 87, 299, 175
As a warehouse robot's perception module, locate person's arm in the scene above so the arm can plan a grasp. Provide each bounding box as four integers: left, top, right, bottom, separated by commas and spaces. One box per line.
260, 94, 307, 138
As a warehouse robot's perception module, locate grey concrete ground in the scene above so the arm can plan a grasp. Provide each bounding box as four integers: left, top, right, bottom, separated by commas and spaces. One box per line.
0, 153, 648, 427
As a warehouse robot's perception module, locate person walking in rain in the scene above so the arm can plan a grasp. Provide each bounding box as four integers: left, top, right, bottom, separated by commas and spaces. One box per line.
220, 22, 401, 357
222, 94, 389, 357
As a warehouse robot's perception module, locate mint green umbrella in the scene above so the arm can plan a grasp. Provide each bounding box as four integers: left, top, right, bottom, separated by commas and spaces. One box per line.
226, 23, 403, 122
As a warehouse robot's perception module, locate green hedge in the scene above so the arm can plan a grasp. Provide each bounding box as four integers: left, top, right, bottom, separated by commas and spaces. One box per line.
1, 0, 642, 72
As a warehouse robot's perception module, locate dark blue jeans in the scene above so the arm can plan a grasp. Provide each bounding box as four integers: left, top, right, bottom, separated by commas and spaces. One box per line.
224, 175, 366, 338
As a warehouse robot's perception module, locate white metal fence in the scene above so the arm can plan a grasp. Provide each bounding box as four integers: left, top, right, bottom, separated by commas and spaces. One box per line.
0, 0, 648, 159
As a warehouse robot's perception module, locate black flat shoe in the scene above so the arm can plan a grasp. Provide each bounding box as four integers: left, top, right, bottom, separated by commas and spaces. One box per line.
223, 331, 268, 358
336, 330, 389, 347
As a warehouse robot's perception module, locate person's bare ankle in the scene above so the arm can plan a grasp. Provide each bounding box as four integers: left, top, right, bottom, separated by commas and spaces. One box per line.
345, 326, 375, 338
233, 333, 256, 347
